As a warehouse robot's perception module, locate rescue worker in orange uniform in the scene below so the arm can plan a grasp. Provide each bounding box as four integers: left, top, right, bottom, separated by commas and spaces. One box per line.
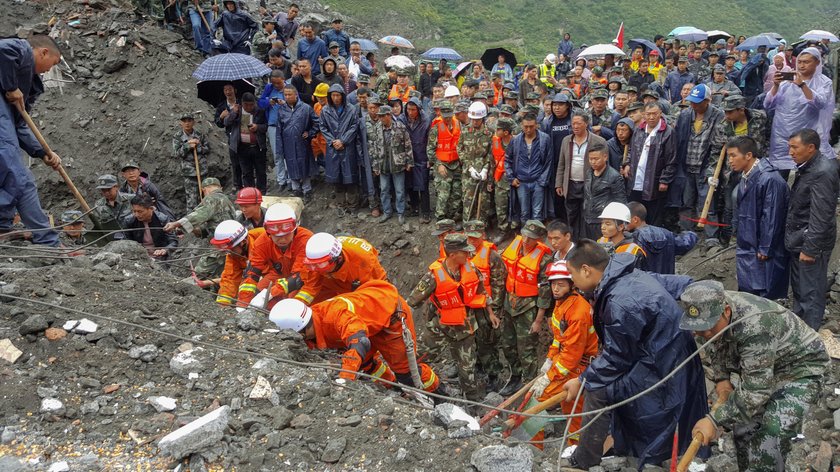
427, 102, 462, 220
269, 279, 445, 396
388, 68, 416, 104
464, 220, 507, 392
498, 220, 554, 396
237, 203, 313, 305
408, 233, 499, 400
529, 260, 599, 443
596, 202, 646, 268
234, 187, 266, 230
295, 232, 387, 305
210, 220, 265, 306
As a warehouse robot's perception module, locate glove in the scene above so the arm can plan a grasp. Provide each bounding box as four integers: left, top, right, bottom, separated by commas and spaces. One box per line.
339, 349, 363, 381
244, 41, 252, 48
529, 374, 551, 398
539, 358, 552, 374
468, 167, 479, 179
707, 177, 718, 187
212, 39, 222, 47
271, 273, 304, 298
479, 168, 488, 180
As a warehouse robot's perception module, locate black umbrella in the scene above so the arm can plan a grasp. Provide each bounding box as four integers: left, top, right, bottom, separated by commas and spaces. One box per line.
197, 79, 257, 107
628, 38, 657, 54
481, 47, 517, 70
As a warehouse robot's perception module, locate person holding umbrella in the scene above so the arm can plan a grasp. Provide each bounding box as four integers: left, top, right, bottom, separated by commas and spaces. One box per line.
491, 54, 513, 82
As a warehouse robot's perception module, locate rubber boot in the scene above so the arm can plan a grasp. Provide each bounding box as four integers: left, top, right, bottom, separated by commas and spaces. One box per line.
498, 375, 522, 397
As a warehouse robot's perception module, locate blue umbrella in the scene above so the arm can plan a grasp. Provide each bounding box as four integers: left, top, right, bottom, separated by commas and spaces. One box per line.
736, 35, 781, 51
421, 47, 463, 61
628, 38, 658, 54
378, 35, 414, 49
192, 53, 271, 81
674, 27, 707, 42
350, 38, 378, 52
668, 26, 697, 36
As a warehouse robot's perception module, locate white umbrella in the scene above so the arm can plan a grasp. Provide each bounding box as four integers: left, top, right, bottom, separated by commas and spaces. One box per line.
674, 27, 708, 42
705, 30, 732, 41
800, 30, 840, 43
384, 55, 415, 69
576, 43, 626, 59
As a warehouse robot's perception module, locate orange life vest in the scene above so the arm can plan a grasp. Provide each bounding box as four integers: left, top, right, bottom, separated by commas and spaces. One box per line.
429, 259, 486, 326
501, 236, 552, 297
597, 237, 647, 256
492, 83, 504, 106
471, 240, 497, 298
435, 119, 461, 163
388, 84, 415, 104
439, 241, 446, 259
492, 135, 507, 182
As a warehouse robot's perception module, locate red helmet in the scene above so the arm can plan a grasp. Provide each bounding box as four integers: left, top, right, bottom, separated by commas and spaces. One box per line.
235, 187, 263, 205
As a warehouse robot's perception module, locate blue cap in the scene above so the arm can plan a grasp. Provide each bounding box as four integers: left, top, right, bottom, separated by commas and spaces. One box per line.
686, 84, 711, 104
551, 93, 570, 103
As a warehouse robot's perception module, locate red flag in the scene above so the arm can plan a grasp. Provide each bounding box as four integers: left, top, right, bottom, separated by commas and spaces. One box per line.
614, 22, 625, 49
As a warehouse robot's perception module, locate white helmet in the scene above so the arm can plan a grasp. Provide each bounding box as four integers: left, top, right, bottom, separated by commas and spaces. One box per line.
304, 232, 343, 268
210, 220, 248, 249
264, 203, 298, 236
269, 298, 312, 332
444, 85, 460, 98
598, 202, 632, 223
546, 261, 572, 281
467, 102, 487, 119
545, 53, 556, 63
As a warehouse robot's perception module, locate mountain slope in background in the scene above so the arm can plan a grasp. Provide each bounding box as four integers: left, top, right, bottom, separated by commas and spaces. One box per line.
324, 0, 839, 60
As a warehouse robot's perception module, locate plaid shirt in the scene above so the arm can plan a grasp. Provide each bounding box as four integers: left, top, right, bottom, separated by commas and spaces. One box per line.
685, 117, 716, 173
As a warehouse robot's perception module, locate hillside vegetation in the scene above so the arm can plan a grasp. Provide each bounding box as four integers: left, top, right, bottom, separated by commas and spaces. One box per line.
326, 0, 839, 61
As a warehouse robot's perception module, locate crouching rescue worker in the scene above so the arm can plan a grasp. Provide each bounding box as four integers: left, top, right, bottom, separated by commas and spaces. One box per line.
210, 220, 265, 306
679, 280, 828, 471
270, 279, 444, 395
528, 260, 598, 443
237, 203, 312, 305
407, 233, 497, 401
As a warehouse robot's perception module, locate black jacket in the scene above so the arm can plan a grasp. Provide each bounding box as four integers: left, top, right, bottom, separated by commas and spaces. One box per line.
122, 211, 179, 257
785, 154, 840, 255
584, 165, 627, 223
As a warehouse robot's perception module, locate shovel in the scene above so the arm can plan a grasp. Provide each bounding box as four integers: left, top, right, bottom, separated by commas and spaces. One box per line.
695, 147, 727, 230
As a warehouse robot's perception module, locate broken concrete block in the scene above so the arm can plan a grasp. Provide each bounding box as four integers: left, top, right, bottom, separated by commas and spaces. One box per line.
148, 396, 177, 412
128, 344, 159, 362
40, 398, 65, 416
63, 318, 98, 334
249, 376, 273, 400
320, 437, 346, 463
470, 445, 533, 472
47, 461, 70, 472
0, 339, 23, 364
433, 403, 480, 431
20, 315, 49, 335
158, 405, 230, 459
170, 348, 207, 377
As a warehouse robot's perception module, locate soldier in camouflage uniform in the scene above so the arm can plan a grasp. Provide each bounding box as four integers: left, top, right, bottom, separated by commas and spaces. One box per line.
497, 105, 521, 134
370, 105, 414, 224
374, 69, 396, 101
427, 102, 463, 220
588, 88, 615, 140
163, 177, 237, 281
679, 280, 828, 471
458, 102, 494, 224
419, 219, 460, 358
59, 210, 87, 247
93, 174, 134, 241
464, 220, 507, 391
492, 118, 515, 234
407, 233, 497, 400
172, 114, 210, 210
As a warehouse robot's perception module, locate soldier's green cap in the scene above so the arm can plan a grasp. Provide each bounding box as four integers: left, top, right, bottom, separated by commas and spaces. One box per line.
462, 220, 486, 238
409, 89, 422, 98
431, 219, 457, 236
474, 90, 489, 99
641, 89, 660, 99
708, 50, 720, 57
526, 92, 540, 100
627, 101, 645, 111
487, 106, 500, 118
610, 66, 623, 73
725, 54, 737, 60
523, 104, 541, 114
368, 95, 383, 106
443, 233, 474, 253
713, 64, 726, 72
590, 88, 608, 99
455, 101, 470, 113
121, 161, 140, 171
96, 174, 118, 189
499, 104, 515, 115
625, 85, 639, 93
503, 82, 515, 91
358, 74, 371, 83
677, 56, 689, 63
608, 76, 624, 84
678, 280, 731, 331
396, 68, 409, 76
377, 105, 392, 115
504, 91, 518, 99
60, 210, 84, 225
722, 94, 747, 111
432, 99, 445, 108
496, 117, 515, 132
329, 41, 340, 49
592, 66, 604, 74
180, 113, 194, 121
202, 177, 221, 187
521, 219, 547, 239
491, 71, 503, 78
440, 103, 454, 117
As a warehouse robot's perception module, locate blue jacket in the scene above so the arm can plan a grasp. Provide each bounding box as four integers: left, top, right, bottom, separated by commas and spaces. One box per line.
667, 105, 724, 208
212, 0, 258, 54
400, 97, 431, 189
276, 98, 318, 181
320, 84, 359, 184
633, 224, 697, 274
321, 29, 351, 58
582, 253, 708, 467
664, 70, 695, 103
736, 158, 790, 298
557, 39, 574, 58
739, 53, 769, 98
297, 37, 329, 76
504, 130, 552, 186
258, 83, 285, 125
345, 56, 373, 77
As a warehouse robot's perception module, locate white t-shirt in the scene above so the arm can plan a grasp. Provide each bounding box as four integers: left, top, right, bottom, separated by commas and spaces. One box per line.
571, 138, 588, 182
633, 125, 659, 191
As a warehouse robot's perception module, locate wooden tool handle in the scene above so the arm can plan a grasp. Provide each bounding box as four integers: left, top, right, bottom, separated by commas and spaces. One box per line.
676, 433, 704, 472
193, 147, 204, 200
697, 146, 727, 229
479, 377, 537, 426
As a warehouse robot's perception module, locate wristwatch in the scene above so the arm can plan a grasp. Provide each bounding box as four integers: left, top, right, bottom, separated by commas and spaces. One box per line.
797, 82, 806, 88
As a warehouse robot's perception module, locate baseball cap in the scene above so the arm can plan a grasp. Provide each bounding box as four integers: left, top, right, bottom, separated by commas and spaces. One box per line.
521, 220, 547, 239
678, 280, 730, 331
462, 220, 486, 238
686, 84, 712, 104
443, 233, 474, 254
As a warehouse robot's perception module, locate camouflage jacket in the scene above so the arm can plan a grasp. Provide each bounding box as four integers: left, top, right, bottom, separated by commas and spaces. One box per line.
710, 108, 769, 179
689, 61, 710, 84
93, 192, 134, 229
374, 74, 393, 99
709, 291, 829, 430
177, 189, 237, 236
59, 232, 87, 247
370, 119, 413, 175
456, 122, 493, 179
172, 129, 210, 162
591, 108, 614, 129
250, 29, 276, 60
486, 248, 507, 313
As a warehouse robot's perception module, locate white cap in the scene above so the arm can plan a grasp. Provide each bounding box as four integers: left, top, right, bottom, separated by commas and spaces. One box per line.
444, 85, 460, 98
210, 220, 248, 248
467, 102, 487, 119
546, 53, 556, 63
264, 203, 298, 235
269, 298, 312, 332
598, 202, 632, 223
305, 232, 342, 261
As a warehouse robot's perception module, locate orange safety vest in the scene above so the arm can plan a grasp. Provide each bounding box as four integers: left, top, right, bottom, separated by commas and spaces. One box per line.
492, 83, 504, 106
492, 135, 507, 182
597, 237, 647, 257
439, 241, 446, 259
471, 240, 497, 298
429, 259, 486, 326
501, 236, 551, 297
388, 84, 415, 104
435, 119, 461, 163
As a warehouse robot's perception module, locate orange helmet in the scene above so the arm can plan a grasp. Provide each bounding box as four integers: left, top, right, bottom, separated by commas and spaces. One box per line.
235, 187, 263, 205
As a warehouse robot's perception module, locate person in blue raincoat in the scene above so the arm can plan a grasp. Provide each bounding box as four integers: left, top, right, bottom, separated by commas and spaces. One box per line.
276, 85, 318, 200
320, 84, 360, 207
401, 97, 432, 222
627, 201, 697, 274
562, 241, 708, 470
0, 36, 62, 247
212, 0, 258, 55
727, 135, 790, 299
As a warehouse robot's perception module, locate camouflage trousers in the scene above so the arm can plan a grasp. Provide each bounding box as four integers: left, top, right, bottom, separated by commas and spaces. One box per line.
462, 177, 493, 224
474, 307, 503, 380
732, 376, 819, 472
422, 307, 449, 360
500, 305, 540, 379
194, 251, 226, 280
494, 179, 511, 231
433, 163, 463, 220
436, 315, 483, 401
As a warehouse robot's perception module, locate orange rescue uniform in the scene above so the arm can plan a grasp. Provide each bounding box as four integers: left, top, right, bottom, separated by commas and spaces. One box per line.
216, 227, 265, 305
238, 227, 314, 303
296, 236, 387, 305
538, 292, 599, 442
388, 84, 415, 104
309, 280, 439, 391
